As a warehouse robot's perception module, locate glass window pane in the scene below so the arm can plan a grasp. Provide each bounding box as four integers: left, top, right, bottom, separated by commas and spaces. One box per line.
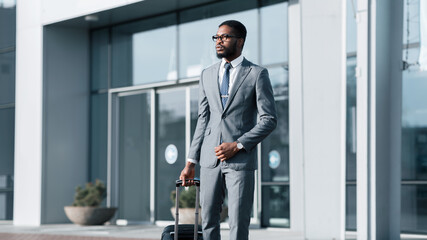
402, 0, 420, 45
0, 1, 16, 49
0, 107, 14, 220
346, 185, 356, 230
0, 108, 14, 176
402, 64, 427, 181
112, 14, 177, 88
261, 67, 289, 182
346, 0, 357, 54
401, 185, 427, 233
117, 93, 151, 221
261, 185, 289, 227
90, 94, 108, 183
179, 9, 258, 78
260, 2, 288, 65
190, 86, 199, 141
91, 29, 109, 91
156, 89, 186, 220
346, 57, 357, 181
0, 51, 15, 105
403, 45, 421, 68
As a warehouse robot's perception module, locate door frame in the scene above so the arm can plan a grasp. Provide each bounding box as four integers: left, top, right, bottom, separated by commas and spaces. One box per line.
107, 80, 198, 224
108, 88, 155, 224
106, 79, 260, 225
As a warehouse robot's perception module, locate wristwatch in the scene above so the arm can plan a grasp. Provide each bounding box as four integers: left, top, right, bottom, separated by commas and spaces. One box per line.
236, 140, 244, 150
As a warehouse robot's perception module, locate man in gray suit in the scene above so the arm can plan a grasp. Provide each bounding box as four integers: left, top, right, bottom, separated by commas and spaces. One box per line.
180, 20, 277, 240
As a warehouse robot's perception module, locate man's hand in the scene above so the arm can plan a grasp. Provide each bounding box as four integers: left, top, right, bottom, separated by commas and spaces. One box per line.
215, 142, 240, 162
180, 162, 195, 186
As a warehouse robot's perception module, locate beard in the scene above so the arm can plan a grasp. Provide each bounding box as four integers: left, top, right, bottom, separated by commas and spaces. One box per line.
216, 40, 238, 59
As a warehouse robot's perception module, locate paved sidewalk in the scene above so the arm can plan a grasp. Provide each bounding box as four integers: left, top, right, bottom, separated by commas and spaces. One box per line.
0, 233, 157, 240
0, 222, 304, 240
1, 222, 425, 240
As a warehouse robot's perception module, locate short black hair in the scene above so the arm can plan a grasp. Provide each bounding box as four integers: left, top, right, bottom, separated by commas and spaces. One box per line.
219, 20, 247, 41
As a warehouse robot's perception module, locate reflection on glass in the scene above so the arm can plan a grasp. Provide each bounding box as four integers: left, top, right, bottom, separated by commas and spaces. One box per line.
132, 26, 177, 83
261, 67, 289, 182
0, 192, 13, 220
403, 0, 420, 45
402, 63, 427, 181
346, 0, 358, 231
0, 108, 14, 175
261, 185, 289, 227
0, 1, 16, 49
90, 94, 108, 184
346, 57, 357, 181
179, 9, 258, 78
0, 52, 15, 105
401, 185, 427, 233
0, 108, 14, 220
156, 89, 186, 220
112, 14, 177, 88
190, 87, 199, 141
91, 29, 109, 91
118, 93, 151, 221
260, 2, 288, 65
346, 185, 356, 230
346, 0, 357, 54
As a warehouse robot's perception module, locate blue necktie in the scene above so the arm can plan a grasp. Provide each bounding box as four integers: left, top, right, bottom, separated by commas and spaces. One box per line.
220, 62, 231, 109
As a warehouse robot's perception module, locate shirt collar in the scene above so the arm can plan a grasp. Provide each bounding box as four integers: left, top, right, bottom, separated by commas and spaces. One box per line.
221, 55, 244, 68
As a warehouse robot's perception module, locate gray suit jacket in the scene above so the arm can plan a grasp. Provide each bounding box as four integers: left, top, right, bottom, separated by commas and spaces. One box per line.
188, 58, 277, 171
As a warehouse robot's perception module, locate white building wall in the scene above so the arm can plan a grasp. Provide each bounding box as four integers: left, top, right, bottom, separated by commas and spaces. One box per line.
41, 0, 142, 25
15, 0, 92, 225
14, 0, 44, 226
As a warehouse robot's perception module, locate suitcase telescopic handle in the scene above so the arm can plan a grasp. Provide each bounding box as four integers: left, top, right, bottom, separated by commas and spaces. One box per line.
176, 178, 200, 187
174, 178, 201, 240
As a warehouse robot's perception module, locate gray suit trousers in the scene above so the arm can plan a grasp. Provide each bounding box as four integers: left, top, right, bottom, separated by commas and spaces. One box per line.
200, 161, 255, 240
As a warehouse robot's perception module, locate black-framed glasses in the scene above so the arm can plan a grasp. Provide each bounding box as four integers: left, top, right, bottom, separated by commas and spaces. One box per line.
212, 34, 240, 42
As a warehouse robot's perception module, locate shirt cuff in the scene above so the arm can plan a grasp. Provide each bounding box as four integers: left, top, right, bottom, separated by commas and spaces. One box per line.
187, 159, 198, 164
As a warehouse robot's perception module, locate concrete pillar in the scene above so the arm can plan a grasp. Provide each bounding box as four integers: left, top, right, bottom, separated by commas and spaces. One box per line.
14, 0, 44, 226
299, 0, 347, 238
288, 0, 305, 234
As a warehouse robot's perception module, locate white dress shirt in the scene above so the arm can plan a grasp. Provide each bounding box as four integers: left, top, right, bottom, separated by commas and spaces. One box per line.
218, 54, 244, 89
187, 55, 245, 165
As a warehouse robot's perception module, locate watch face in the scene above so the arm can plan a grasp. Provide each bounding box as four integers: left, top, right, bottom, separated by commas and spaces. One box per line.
237, 142, 243, 149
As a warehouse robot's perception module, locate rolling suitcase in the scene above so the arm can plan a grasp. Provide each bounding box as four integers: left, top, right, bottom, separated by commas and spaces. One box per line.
161, 179, 203, 240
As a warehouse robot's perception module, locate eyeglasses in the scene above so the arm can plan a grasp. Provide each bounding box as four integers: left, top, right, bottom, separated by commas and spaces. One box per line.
212, 34, 240, 42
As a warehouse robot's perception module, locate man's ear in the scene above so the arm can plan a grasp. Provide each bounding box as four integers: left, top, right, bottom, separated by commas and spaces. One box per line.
238, 38, 245, 49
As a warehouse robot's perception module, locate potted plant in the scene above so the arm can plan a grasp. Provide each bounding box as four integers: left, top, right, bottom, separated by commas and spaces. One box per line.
64, 179, 117, 225
170, 186, 228, 224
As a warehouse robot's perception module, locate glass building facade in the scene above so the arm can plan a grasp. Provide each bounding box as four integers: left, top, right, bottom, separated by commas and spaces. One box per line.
0, 0, 16, 221
90, 0, 289, 227
344, 0, 427, 234
2, 0, 427, 235
86, 0, 427, 231
401, 0, 427, 233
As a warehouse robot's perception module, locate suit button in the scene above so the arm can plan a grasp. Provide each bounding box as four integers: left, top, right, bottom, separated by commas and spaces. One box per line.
222, 115, 226, 119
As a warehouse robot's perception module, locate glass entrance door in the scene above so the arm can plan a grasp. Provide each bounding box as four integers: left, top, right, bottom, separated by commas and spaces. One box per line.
110, 85, 200, 223
155, 88, 186, 220
260, 67, 290, 227
112, 91, 152, 223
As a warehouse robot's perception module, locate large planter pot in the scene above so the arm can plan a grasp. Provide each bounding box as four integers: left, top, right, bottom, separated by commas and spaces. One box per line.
171, 207, 228, 224
64, 206, 117, 225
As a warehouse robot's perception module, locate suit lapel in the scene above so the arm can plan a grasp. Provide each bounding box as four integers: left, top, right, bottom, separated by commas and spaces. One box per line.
209, 62, 222, 111
223, 58, 252, 112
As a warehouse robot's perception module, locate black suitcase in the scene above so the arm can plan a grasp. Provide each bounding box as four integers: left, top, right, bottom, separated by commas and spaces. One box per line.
161, 179, 203, 240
